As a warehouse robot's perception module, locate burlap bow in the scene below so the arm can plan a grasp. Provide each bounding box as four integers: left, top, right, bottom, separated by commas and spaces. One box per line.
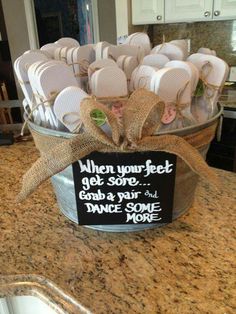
17, 89, 219, 202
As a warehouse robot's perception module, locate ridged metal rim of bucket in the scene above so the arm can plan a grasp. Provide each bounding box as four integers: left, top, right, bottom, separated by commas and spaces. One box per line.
27, 104, 223, 138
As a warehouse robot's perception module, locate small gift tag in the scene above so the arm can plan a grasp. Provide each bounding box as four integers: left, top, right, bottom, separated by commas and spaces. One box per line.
161, 104, 177, 124
72, 151, 176, 225
111, 101, 124, 119
194, 79, 204, 97
90, 109, 107, 126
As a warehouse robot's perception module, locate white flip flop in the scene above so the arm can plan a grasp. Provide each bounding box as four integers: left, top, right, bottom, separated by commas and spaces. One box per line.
91, 66, 128, 98
124, 32, 151, 55
54, 86, 89, 132
141, 54, 169, 68
55, 37, 80, 47
130, 65, 158, 92
117, 55, 139, 81
151, 67, 193, 130
164, 60, 199, 94
151, 42, 184, 60
34, 62, 78, 129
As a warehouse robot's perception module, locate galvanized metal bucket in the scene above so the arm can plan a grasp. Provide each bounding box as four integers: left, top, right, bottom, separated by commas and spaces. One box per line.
28, 106, 222, 232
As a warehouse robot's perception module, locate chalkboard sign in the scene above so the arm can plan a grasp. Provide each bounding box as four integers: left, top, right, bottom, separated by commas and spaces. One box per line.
72, 151, 176, 225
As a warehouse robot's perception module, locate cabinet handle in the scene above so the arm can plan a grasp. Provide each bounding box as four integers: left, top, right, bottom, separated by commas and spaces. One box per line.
214, 10, 220, 16
204, 11, 210, 17
156, 15, 162, 21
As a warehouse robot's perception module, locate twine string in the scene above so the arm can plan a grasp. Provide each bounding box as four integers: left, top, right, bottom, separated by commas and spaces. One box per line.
108, 54, 117, 62
21, 91, 59, 136
156, 34, 166, 53
88, 66, 102, 77
137, 76, 150, 89
132, 65, 158, 90
174, 80, 193, 122
61, 111, 83, 133
200, 61, 222, 99
68, 59, 90, 77
18, 79, 30, 85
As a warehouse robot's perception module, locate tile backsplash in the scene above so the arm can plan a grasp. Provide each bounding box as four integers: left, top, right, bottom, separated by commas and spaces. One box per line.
153, 20, 236, 65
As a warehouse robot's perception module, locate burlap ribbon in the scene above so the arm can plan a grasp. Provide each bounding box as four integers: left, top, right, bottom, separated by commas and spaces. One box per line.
17, 89, 219, 202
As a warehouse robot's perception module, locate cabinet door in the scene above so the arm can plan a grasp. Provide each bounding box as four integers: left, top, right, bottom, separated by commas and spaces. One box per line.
165, 0, 213, 22
213, 0, 236, 20
132, 0, 164, 24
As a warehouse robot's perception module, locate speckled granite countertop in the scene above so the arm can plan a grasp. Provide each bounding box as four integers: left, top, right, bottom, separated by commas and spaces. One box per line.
0, 141, 235, 314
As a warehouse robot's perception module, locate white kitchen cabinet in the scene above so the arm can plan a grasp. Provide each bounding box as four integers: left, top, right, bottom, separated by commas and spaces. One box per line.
213, 0, 236, 20
165, 0, 236, 22
132, 0, 164, 24
165, 0, 213, 22
131, 0, 236, 24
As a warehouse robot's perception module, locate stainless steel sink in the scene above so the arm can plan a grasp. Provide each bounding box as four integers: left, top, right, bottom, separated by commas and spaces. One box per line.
0, 275, 90, 314
0, 296, 57, 314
